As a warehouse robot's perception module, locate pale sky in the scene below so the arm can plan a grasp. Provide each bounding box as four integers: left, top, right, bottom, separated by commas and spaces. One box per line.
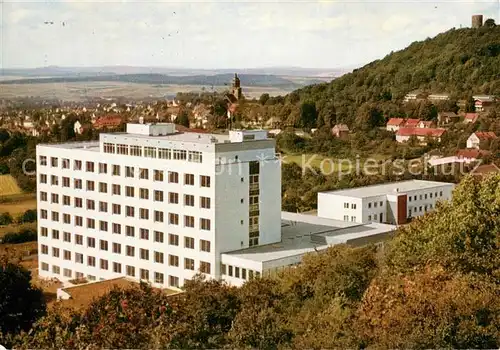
1, 0, 499, 69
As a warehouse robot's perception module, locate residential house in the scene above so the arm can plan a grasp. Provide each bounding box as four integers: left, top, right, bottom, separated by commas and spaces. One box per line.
466, 132, 497, 150
474, 100, 495, 112
456, 149, 490, 163
404, 118, 420, 128
396, 127, 446, 144
464, 113, 479, 124
386, 118, 405, 132
331, 124, 350, 139
437, 112, 459, 125
428, 93, 450, 102
470, 164, 500, 178
93, 115, 123, 130
418, 120, 436, 129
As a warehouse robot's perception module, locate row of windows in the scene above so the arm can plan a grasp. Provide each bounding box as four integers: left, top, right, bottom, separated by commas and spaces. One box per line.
40, 262, 192, 287
40, 231, 211, 251
40, 246, 212, 271
40, 191, 211, 209
39, 170, 210, 187
343, 202, 357, 209
408, 191, 443, 202
409, 204, 434, 215
102, 143, 203, 163
221, 263, 260, 281
367, 201, 384, 209
343, 215, 357, 222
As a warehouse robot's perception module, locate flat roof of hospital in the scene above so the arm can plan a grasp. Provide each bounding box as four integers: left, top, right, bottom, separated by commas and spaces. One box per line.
223, 212, 396, 263
319, 180, 454, 199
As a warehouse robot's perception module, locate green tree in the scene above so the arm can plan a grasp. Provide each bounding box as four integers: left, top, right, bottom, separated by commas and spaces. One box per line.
298, 101, 317, 129
465, 95, 476, 113
176, 110, 190, 127
0, 257, 46, 335
0, 212, 13, 226
259, 93, 270, 105
484, 18, 496, 28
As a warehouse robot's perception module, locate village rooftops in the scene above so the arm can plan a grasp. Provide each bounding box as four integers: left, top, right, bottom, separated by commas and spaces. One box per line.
320, 180, 452, 199
396, 127, 446, 137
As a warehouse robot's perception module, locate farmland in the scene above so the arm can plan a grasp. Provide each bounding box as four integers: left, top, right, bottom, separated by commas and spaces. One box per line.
0, 174, 23, 196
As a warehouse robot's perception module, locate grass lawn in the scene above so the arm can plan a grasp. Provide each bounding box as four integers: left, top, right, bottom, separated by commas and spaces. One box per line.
0, 175, 22, 196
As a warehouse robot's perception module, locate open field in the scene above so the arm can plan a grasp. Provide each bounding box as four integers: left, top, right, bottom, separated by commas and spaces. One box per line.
0, 196, 36, 215
0, 81, 295, 101
0, 175, 23, 196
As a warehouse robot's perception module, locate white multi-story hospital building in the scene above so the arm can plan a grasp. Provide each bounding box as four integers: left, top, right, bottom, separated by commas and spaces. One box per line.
37, 123, 453, 288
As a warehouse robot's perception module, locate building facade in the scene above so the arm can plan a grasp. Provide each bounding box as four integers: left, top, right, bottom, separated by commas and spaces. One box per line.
317, 180, 454, 225
37, 123, 281, 289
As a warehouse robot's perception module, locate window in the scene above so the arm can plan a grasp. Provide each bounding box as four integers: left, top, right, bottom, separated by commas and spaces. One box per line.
154, 190, 163, 202
41, 262, 49, 271
75, 234, 83, 245
419, 195, 423, 200
41, 227, 48, 237
40, 174, 47, 184
63, 250, 71, 261
126, 245, 135, 257
440, 191, 443, 197
86, 180, 95, 191
126, 226, 135, 237
126, 206, 135, 217
168, 171, 179, 183
169, 275, 179, 287
41, 209, 48, 219
200, 175, 210, 187
125, 265, 135, 277
62, 158, 70, 169
168, 192, 179, 204
112, 204, 121, 215
200, 197, 211, 209
39, 155, 47, 166
368, 202, 372, 208
130, 145, 142, 157
351, 216, 356, 222
184, 194, 195, 207
168, 233, 179, 246
52, 247, 60, 257
200, 218, 211, 231
63, 269, 72, 278
87, 218, 95, 229
228, 265, 233, 276
87, 255, 95, 266
200, 261, 211, 274
74, 160, 82, 170
154, 170, 164, 181
425, 194, 428, 199
99, 221, 108, 232
184, 215, 195, 228
154, 251, 164, 264
169, 213, 179, 225
155, 272, 164, 284
430, 193, 433, 198
351, 203, 356, 209
113, 262, 122, 273
140, 188, 150, 199
173, 149, 187, 160
184, 173, 194, 185
99, 201, 108, 213
117, 144, 128, 155
242, 268, 247, 280
188, 151, 202, 163
99, 163, 108, 174
62, 176, 70, 187
154, 231, 164, 243
63, 195, 70, 206
380, 201, 383, 206
344, 202, 349, 209
343, 215, 349, 221
99, 182, 108, 193
140, 208, 149, 220
409, 197, 412, 202
52, 265, 61, 275
125, 166, 134, 178
140, 248, 149, 260
200, 239, 211, 252
140, 228, 149, 240
40, 191, 47, 201
86, 161, 94, 172
87, 199, 95, 210
368, 215, 372, 221
51, 157, 58, 167
100, 259, 109, 270
112, 165, 120, 176
144, 146, 156, 158
112, 223, 121, 234
184, 236, 194, 249
51, 175, 58, 185
184, 258, 195, 270
140, 269, 149, 280
235, 267, 240, 278
169, 255, 179, 267
104, 143, 115, 153
126, 186, 135, 197
158, 148, 171, 159
100, 240, 108, 251
63, 231, 71, 242
139, 168, 148, 179
87, 237, 96, 248
51, 193, 59, 204
154, 210, 164, 223
73, 179, 83, 190
112, 242, 121, 254
51, 211, 59, 222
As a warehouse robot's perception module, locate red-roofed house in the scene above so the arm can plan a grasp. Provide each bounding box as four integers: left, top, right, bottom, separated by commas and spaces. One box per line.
93, 115, 123, 130
464, 113, 479, 124
386, 118, 405, 132
396, 127, 446, 144
404, 118, 420, 128
417, 120, 436, 129
471, 164, 500, 177
466, 132, 497, 149
456, 149, 490, 162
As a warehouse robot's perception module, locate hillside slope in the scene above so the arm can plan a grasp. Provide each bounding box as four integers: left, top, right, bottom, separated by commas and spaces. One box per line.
290, 26, 500, 125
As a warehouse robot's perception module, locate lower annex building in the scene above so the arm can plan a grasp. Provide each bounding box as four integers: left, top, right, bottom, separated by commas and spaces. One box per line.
37, 123, 454, 288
